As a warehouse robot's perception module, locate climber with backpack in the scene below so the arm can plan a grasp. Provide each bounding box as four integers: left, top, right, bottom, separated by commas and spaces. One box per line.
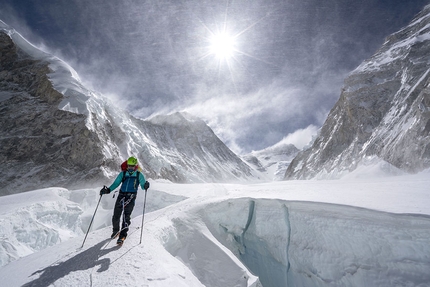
99, 156, 150, 245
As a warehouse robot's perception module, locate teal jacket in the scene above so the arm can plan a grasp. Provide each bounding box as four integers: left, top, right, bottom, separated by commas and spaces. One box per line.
109, 170, 146, 193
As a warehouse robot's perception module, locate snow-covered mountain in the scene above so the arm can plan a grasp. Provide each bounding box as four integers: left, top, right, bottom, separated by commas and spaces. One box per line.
285, 5, 430, 179
0, 21, 255, 195
243, 143, 299, 181
3, 8, 430, 286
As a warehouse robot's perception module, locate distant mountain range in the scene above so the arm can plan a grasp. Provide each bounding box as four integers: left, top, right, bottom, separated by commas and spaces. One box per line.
243, 143, 299, 181
0, 22, 262, 195
2, 3, 430, 195
285, 5, 430, 179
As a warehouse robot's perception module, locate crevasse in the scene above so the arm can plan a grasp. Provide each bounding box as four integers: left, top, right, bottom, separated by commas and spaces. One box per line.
201, 198, 430, 287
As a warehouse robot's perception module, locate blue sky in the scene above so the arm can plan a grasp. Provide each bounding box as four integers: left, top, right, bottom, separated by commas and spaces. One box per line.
1, 0, 428, 153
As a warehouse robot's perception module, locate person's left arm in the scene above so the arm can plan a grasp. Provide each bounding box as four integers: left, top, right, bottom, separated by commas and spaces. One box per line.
139, 172, 147, 190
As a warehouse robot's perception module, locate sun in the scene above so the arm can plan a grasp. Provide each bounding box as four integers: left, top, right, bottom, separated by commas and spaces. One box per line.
209, 32, 236, 61
197, 11, 270, 80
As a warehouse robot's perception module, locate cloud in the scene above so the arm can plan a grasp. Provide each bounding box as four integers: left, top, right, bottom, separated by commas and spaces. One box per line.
2, 0, 427, 154
276, 125, 319, 150
184, 73, 338, 154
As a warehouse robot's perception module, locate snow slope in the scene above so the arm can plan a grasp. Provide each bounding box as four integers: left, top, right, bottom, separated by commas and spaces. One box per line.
1, 170, 430, 287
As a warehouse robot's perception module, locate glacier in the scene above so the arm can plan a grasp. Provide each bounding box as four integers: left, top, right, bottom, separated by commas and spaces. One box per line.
1, 5, 430, 287
1, 172, 430, 287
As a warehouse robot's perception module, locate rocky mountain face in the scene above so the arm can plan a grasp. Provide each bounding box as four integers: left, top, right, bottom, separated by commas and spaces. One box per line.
0, 26, 254, 195
285, 5, 430, 179
132, 112, 255, 183
0, 31, 107, 194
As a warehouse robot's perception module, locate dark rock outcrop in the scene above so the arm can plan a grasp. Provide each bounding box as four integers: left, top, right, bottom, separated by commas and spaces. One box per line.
0, 32, 107, 194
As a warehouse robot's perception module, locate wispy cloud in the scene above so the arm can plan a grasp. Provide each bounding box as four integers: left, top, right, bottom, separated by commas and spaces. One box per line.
1, 0, 426, 154
185, 70, 343, 154
276, 125, 319, 150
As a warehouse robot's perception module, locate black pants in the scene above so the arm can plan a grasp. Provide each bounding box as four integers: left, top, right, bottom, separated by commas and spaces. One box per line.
112, 192, 136, 238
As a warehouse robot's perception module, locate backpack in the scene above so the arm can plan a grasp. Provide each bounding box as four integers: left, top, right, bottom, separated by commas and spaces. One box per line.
120, 160, 139, 172
120, 170, 141, 192
119, 160, 143, 192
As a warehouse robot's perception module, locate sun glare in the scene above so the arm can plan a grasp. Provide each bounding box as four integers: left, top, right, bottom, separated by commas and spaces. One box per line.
209, 32, 236, 60
197, 9, 270, 85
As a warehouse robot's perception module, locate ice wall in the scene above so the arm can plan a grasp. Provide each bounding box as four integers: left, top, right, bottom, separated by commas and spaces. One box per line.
201, 199, 430, 287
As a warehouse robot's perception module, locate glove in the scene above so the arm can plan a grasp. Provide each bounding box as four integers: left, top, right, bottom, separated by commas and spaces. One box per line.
144, 181, 150, 190
100, 186, 110, 195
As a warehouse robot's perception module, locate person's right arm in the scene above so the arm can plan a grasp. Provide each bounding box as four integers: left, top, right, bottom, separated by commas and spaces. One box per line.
108, 173, 123, 191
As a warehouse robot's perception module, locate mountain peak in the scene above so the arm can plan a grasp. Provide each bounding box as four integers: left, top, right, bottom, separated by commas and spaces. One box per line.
285, 5, 430, 180
0, 24, 255, 195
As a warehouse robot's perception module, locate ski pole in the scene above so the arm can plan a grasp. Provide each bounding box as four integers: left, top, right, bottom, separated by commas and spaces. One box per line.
81, 194, 102, 248
139, 188, 148, 244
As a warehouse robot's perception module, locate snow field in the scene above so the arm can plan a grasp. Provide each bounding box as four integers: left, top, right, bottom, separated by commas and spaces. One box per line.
0, 174, 430, 286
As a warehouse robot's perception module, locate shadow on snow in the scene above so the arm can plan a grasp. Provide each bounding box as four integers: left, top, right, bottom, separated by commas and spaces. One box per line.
22, 239, 121, 287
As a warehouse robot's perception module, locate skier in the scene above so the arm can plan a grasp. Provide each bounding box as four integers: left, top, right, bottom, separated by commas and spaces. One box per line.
100, 156, 150, 245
